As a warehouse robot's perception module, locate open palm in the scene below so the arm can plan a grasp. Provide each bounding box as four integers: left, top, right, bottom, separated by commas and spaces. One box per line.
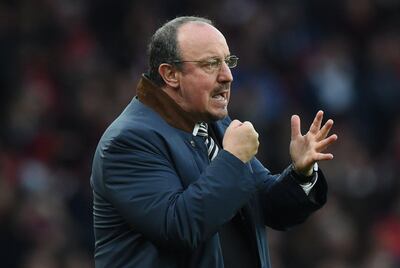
290, 111, 338, 176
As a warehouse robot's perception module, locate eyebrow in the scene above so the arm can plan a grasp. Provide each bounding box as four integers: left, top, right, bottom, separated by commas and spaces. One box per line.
198, 54, 232, 60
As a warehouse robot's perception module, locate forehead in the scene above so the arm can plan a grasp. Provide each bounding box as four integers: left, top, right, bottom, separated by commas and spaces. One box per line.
177, 22, 230, 59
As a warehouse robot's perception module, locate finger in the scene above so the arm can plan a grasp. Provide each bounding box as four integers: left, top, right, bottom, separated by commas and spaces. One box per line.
316, 119, 334, 140
309, 110, 324, 134
242, 121, 254, 127
242, 121, 256, 132
315, 152, 334, 161
316, 134, 338, 151
243, 122, 259, 138
229, 119, 243, 128
291, 115, 301, 139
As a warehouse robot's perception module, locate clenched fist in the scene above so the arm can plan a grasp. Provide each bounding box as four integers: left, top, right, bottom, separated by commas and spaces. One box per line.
223, 120, 259, 163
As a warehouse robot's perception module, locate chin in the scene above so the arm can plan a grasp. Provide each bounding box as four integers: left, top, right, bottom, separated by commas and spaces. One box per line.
207, 110, 228, 122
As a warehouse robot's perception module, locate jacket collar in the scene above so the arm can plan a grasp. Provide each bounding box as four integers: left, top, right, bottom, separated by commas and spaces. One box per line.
136, 75, 198, 133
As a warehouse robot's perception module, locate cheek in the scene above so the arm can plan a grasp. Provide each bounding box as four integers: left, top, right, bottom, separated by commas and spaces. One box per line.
182, 79, 213, 101
189, 87, 210, 108
180, 72, 216, 107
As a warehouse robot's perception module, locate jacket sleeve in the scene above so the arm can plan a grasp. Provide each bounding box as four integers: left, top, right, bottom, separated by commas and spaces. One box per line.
250, 158, 328, 230
99, 129, 262, 251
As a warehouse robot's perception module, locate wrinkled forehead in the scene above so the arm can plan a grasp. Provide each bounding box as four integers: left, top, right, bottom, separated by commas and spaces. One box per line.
177, 22, 230, 59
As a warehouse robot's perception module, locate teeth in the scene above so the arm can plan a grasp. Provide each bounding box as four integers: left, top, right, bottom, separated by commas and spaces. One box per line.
213, 94, 224, 100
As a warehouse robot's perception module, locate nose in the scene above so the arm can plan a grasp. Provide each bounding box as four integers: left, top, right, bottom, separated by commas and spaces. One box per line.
217, 61, 233, 83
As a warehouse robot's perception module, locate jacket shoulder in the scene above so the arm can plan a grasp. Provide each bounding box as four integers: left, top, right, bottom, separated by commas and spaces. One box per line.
95, 98, 176, 159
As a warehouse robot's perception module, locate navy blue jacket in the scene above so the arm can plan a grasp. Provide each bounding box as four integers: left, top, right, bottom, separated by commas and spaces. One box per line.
91, 77, 327, 268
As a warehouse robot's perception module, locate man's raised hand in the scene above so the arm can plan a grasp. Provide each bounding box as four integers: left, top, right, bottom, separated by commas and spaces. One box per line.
290, 111, 338, 176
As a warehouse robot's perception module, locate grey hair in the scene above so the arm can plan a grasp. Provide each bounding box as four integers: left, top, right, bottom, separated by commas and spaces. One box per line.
146, 16, 213, 86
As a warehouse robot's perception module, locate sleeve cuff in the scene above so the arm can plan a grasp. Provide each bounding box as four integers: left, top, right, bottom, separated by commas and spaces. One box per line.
293, 163, 319, 195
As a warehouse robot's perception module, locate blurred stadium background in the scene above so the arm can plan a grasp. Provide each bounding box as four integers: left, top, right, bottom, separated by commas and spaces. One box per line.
0, 0, 399, 267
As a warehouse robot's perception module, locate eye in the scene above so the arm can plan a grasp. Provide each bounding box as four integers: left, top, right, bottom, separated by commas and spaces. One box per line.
203, 58, 221, 71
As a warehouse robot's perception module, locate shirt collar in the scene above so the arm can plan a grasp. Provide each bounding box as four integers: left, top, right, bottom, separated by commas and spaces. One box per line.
136, 74, 198, 133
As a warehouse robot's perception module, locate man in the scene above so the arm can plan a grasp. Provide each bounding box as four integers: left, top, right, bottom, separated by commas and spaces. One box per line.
91, 16, 337, 268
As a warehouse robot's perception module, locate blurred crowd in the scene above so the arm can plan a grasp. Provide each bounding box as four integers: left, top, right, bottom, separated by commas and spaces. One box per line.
0, 0, 399, 267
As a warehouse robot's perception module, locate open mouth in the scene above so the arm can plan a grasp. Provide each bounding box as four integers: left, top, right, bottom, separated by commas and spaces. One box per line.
212, 91, 228, 100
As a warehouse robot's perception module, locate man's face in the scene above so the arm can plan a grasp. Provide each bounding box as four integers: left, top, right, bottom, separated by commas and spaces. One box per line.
175, 22, 233, 122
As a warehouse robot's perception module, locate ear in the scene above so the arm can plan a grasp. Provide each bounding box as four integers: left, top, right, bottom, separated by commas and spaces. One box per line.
158, 63, 180, 88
